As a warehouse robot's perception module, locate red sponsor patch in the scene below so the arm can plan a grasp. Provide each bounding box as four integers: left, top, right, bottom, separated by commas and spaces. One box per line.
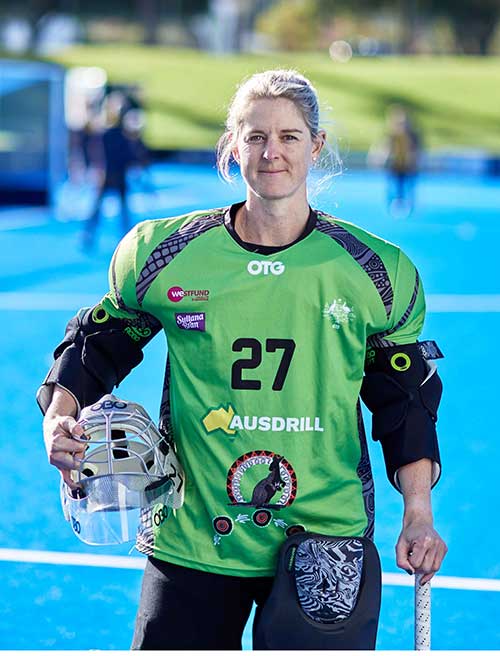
167, 286, 209, 302
167, 286, 184, 302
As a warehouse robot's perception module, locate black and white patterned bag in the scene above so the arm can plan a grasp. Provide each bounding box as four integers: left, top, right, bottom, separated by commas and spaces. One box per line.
254, 532, 382, 650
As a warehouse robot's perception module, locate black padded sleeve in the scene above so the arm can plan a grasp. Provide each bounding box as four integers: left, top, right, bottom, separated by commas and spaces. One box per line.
360, 342, 442, 491
37, 305, 162, 415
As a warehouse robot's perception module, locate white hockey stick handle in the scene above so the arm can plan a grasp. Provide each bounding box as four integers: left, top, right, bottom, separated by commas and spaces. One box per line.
415, 574, 431, 650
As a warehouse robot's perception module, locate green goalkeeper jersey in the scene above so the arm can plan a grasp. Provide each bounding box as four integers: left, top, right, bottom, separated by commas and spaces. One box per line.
99, 202, 425, 576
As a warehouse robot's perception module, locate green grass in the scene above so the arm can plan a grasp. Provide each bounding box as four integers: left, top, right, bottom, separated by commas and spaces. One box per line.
47, 45, 500, 153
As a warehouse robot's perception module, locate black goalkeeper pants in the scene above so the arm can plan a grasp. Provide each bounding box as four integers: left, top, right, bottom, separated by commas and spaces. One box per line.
131, 557, 274, 650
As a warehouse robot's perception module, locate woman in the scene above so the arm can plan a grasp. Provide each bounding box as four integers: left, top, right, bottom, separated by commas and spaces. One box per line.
39, 70, 447, 650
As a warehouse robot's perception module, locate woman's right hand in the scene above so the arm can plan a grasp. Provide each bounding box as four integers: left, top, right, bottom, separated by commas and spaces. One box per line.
42, 385, 86, 489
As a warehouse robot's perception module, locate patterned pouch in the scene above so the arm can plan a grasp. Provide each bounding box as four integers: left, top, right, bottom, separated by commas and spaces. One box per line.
254, 531, 381, 650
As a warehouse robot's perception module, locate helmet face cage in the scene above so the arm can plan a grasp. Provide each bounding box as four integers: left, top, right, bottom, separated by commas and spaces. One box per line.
77, 398, 167, 483
61, 394, 184, 545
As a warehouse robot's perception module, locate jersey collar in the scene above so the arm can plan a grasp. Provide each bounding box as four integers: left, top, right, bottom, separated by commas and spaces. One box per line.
224, 201, 317, 255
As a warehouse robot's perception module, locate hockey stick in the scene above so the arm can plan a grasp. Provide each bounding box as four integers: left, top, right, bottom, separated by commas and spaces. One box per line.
415, 573, 431, 649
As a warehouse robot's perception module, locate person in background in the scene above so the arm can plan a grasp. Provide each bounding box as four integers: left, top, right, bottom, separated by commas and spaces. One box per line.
369, 104, 422, 218
81, 91, 149, 249
68, 99, 102, 186
385, 104, 422, 217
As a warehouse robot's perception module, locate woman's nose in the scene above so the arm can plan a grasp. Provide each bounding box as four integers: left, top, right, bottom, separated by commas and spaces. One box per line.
262, 138, 280, 160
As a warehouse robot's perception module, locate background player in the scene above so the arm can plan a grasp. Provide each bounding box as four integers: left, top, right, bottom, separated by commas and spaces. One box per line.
39, 70, 447, 650
81, 91, 150, 249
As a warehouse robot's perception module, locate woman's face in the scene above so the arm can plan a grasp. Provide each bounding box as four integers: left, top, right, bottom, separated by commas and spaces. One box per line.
232, 97, 324, 203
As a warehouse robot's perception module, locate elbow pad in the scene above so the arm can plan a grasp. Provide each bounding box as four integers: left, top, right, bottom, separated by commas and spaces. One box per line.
360, 341, 443, 491
37, 305, 161, 415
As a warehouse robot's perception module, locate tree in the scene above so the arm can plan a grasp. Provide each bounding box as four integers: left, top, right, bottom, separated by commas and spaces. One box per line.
421, 0, 500, 55
136, 0, 159, 45
256, 0, 321, 51
316, 0, 500, 54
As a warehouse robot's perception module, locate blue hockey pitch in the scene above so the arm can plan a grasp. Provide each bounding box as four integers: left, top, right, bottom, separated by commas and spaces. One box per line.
1, 164, 499, 649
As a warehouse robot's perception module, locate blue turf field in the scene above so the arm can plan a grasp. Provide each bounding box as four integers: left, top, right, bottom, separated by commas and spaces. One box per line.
1, 164, 500, 649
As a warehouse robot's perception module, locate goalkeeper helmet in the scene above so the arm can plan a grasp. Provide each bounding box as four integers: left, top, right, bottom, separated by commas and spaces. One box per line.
60, 394, 184, 545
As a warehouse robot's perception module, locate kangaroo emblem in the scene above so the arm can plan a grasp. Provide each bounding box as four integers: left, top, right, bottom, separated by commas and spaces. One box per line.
249, 455, 285, 507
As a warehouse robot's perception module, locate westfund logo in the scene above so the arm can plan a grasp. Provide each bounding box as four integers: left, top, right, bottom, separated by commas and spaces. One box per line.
167, 286, 210, 302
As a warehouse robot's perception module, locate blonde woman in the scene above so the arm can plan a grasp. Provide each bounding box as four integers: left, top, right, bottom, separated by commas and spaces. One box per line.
40, 70, 446, 650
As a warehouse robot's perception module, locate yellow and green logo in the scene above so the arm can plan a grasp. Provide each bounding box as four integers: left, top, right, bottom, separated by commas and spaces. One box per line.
202, 404, 236, 435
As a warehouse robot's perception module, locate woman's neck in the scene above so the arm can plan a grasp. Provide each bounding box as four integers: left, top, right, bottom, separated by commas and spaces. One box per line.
234, 195, 311, 247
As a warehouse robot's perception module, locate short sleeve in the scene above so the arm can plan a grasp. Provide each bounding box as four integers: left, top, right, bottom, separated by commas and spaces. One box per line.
99, 223, 144, 320
369, 249, 425, 347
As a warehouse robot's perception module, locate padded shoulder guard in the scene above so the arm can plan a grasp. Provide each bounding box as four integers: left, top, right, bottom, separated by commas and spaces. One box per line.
360, 340, 443, 491
37, 304, 162, 415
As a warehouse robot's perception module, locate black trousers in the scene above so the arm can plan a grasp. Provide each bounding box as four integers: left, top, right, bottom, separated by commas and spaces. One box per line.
131, 557, 274, 650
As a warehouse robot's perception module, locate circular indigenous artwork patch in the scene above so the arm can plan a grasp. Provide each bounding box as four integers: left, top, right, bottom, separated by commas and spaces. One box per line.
252, 509, 272, 528
226, 450, 297, 509
213, 515, 233, 536
286, 524, 306, 537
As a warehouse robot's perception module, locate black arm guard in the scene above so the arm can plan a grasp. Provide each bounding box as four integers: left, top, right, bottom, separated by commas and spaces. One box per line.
37, 304, 162, 415
360, 341, 443, 491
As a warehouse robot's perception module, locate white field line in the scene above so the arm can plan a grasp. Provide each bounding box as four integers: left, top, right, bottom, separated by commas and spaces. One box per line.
1, 293, 500, 312
1, 548, 500, 592
0, 548, 145, 570
382, 572, 500, 592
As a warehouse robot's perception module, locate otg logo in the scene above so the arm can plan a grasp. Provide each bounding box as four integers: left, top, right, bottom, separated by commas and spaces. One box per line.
247, 260, 285, 276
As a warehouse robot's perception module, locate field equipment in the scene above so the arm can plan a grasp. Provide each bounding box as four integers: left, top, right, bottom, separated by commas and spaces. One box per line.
60, 394, 184, 545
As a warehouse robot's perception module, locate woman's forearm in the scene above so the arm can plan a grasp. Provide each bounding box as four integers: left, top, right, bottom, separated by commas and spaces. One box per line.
44, 384, 78, 421
398, 457, 433, 523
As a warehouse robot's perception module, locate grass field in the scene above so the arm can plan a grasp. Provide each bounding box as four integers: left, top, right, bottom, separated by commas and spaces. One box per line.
44, 46, 500, 153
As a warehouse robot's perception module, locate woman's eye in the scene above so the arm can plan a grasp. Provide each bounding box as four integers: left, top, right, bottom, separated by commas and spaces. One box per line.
283, 134, 298, 142
247, 135, 264, 142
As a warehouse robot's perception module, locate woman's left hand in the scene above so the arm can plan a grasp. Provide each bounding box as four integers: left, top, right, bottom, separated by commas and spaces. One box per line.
396, 515, 448, 584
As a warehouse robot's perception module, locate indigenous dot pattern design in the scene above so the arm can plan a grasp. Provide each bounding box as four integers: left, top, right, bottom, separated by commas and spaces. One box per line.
295, 537, 364, 623
135, 211, 225, 305
315, 213, 394, 320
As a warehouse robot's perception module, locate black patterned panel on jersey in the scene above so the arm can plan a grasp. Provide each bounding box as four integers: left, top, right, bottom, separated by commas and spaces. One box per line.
368, 269, 420, 348
135, 211, 225, 305
356, 401, 375, 540
109, 240, 162, 332
294, 537, 364, 623
316, 214, 393, 319
159, 356, 174, 445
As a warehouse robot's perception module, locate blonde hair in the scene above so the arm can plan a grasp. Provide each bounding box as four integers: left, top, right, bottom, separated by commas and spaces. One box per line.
217, 69, 324, 182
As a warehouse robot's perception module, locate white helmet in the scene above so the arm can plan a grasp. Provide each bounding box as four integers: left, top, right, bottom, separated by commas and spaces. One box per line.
60, 394, 184, 545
